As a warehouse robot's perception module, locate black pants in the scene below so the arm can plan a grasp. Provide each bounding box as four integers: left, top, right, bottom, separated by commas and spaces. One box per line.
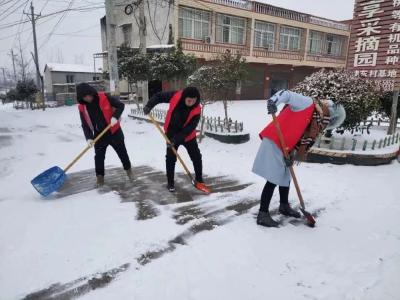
166, 138, 203, 186
94, 131, 131, 176
259, 181, 289, 212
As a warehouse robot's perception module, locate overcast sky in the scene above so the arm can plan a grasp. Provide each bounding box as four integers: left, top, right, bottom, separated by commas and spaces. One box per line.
0, 0, 355, 79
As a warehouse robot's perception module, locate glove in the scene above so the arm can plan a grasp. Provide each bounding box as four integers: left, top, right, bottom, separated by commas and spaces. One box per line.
87, 139, 94, 148
167, 142, 175, 149
283, 157, 293, 167
143, 106, 151, 115
110, 117, 119, 126
267, 98, 277, 115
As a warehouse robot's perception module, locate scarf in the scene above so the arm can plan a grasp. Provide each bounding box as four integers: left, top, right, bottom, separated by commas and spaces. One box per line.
294, 100, 330, 161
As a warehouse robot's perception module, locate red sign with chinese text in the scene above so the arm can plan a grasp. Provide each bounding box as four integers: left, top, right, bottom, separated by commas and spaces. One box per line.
347, 0, 400, 91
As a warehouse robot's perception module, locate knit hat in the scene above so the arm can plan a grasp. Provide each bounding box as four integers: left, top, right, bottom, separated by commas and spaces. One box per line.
324, 100, 346, 130
181, 87, 200, 103
76, 82, 99, 104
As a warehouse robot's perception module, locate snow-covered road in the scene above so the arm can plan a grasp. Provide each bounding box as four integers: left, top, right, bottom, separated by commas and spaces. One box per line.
0, 101, 399, 300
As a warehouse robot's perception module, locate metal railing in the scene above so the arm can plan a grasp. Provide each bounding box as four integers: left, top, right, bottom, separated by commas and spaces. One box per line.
130, 107, 245, 134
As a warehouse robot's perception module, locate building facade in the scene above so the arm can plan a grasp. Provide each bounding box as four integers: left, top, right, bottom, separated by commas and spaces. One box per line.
44, 63, 103, 104
102, 0, 350, 99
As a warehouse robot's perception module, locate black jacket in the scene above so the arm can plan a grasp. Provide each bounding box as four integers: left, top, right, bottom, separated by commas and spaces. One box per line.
76, 83, 124, 141
146, 91, 201, 144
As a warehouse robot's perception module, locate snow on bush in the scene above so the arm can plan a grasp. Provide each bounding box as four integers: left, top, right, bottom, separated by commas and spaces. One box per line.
293, 69, 381, 130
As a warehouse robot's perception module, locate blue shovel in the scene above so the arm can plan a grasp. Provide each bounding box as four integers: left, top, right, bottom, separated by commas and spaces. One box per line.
31, 124, 112, 196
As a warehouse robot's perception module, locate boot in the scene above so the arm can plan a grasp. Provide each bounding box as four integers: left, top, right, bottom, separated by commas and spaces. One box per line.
96, 175, 104, 187
167, 184, 175, 193
256, 211, 279, 228
279, 203, 301, 218
126, 168, 134, 181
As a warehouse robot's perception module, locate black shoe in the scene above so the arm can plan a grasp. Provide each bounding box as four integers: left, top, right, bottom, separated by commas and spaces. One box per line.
279, 203, 301, 218
167, 184, 175, 193
256, 211, 279, 228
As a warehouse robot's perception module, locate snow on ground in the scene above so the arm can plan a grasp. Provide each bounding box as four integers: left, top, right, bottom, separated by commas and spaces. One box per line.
0, 101, 399, 300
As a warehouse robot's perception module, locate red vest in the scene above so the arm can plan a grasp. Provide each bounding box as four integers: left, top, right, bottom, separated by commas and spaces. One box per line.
259, 104, 315, 152
78, 91, 121, 134
164, 91, 201, 142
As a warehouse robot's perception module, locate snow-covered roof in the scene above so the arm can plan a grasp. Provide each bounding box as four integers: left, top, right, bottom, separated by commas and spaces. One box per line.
44, 63, 98, 73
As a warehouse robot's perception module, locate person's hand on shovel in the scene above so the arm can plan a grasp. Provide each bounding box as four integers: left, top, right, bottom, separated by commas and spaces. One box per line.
267, 98, 277, 115
110, 117, 119, 127
87, 139, 94, 148
143, 106, 151, 115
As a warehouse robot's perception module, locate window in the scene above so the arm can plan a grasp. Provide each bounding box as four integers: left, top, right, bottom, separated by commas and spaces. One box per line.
254, 21, 275, 50
66, 75, 74, 83
122, 24, 132, 46
216, 14, 246, 45
178, 7, 211, 40
326, 34, 343, 56
308, 30, 323, 54
93, 76, 100, 81
279, 26, 301, 51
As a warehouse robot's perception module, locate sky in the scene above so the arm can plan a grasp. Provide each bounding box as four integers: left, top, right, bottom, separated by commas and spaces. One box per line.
0, 0, 355, 80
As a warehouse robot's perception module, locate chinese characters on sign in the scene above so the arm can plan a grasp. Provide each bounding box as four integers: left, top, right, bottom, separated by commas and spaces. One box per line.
350, 0, 400, 91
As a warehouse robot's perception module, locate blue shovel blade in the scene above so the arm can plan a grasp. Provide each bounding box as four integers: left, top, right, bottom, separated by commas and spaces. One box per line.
31, 166, 67, 197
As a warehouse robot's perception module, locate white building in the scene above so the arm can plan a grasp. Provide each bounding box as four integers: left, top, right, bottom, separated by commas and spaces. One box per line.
44, 63, 103, 104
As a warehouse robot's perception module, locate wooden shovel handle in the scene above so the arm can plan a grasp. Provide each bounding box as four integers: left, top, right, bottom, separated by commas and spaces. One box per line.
64, 124, 112, 173
271, 114, 306, 210
148, 114, 195, 182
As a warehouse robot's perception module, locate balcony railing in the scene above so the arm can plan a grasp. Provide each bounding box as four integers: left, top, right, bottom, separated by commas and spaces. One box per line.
309, 16, 349, 31
253, 2, 309, 23
201, 0, 349, 31
181, 40, 347, 66
205, 0, 252, 10
306, 53, 347, 64
181, 40, 250, 56
253, 48, 303, 61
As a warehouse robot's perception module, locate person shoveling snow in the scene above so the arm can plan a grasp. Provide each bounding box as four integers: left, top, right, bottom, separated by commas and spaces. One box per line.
77, 83, 133, 187
143, 87, 209, 193
253, 90, 346, 228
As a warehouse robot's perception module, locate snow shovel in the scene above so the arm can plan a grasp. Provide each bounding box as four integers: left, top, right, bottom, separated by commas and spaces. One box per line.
148, 114, 211, 194
31, 124, 112, 197
271, 113, 316, 227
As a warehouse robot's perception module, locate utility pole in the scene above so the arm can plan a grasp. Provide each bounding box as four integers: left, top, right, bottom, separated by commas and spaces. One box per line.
0, 68, 6, 91
25, 2, 41, 90
388, 90, 398, 134
1, 68, 6, 83
138, 0, 148, 104
105, 0, 120, 96
18, 38, 26, 82
31, 52, 45, 110
9, 49, 17, 82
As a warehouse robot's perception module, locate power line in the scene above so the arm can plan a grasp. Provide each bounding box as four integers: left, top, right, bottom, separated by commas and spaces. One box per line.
0, 4, 105, 30
38, 0, 75, 50
12, 0, 30, 48
0, 0, 29, 20
40, 0, 51, 13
